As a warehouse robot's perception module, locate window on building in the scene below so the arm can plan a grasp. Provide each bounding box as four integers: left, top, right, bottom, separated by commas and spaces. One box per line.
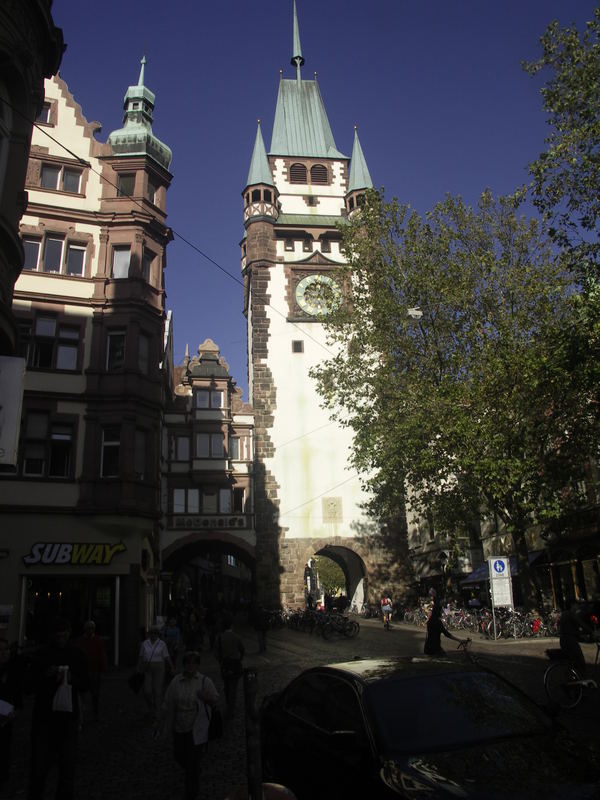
284, 240, 294, 252
101, 427, 120, 477
202, 489, 217, 513
106, 331, 126, 370
302, 240, 312, 253
142, 250, 154, 282
196, 433, 225, 458
65, 244, 86, 276
229, 437, 240, 460
219, 488, 232, 513
292, 340, 304, 354
251, 189, 261, 202
226, 554, 238, 567
233, 488, 244, 512
290, 163, 307, 183
139, 333, 150, 374
348, 197, 355, 210
320, 239, 331, 253
40, 164, 60, 190
22, 235, 87, 276
117, 174, 135, 198
134, 429, 147, 480
310, 164, 328, 184
18, 316, 81, 371
173, 488, 199, 514
36, 102, 51, 124
195, 390, 224, 409
264, 189, 272, 203
171, 435, 190, 461
146, 177, 158, 203
43, 236, 64, 272
40, 164, 82, 193
48, 424, 73, 477
62, 168, 81, 193
306, 196, 317, 207
22, 412, 74, 478
112, 246, 131, 279
23, 238, 41, 270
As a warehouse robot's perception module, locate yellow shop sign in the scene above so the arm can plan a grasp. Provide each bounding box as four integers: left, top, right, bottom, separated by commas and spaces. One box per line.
23, 542, 126, 566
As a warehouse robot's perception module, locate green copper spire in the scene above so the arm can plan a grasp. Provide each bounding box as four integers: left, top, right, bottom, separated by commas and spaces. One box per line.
291, 0, 304, 82
348, 126, 373, 192
246, 120, 274, 187
107, 56, 172, 170
271, 3, 345, 159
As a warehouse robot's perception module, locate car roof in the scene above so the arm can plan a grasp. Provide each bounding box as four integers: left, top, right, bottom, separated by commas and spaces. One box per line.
306, 656, 483, 684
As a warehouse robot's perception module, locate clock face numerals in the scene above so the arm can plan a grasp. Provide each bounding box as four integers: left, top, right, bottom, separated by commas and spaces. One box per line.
295, 274, 342, 317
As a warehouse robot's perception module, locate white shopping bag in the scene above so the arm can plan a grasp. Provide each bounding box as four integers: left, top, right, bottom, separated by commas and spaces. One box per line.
52, 665, 73, 713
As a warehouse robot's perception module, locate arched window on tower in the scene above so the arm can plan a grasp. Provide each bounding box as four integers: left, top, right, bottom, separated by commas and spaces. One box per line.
251, 188, 261, 202
290, 163, 307, 183
310, 164, 328, 184
264, 189, 272, 203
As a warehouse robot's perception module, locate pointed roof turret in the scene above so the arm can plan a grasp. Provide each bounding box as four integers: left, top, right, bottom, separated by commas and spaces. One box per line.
107, 56, 172, 170
270, 2, 346, 159
348, 126, 373, 192
246, 120, 274, 188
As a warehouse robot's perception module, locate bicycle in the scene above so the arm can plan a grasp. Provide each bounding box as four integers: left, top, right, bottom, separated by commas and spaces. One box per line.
543, 641, 599, 709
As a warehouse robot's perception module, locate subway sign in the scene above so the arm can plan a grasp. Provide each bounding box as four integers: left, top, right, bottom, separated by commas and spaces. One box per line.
23, 542, 126, 566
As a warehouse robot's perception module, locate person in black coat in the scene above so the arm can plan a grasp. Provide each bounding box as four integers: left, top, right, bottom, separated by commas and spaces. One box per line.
0, 637, 23, 791
25, 617, 89, 800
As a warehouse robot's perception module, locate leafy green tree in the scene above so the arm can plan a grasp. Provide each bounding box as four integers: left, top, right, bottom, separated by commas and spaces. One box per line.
524, 9, 600, 276
313, 189, 599, 608
314, 556, 345, 596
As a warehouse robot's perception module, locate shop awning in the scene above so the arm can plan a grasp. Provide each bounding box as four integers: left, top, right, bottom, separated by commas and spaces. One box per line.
460, 550, 545, 585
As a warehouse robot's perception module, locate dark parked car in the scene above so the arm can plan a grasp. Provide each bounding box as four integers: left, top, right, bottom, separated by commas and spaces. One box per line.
260, 657, 600, 799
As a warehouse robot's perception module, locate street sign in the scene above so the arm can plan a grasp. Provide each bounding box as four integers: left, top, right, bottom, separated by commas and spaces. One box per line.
488, 556, 513, 609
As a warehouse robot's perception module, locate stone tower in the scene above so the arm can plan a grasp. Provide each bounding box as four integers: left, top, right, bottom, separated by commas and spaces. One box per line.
242, 2, 413, 608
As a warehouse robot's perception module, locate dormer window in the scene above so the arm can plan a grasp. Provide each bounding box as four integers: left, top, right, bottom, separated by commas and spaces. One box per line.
310, 164, 328, 184
290, 163, 307, 183
321, 239, 331, 253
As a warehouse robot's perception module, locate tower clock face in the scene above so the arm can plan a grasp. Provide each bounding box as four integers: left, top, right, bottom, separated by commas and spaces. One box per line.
295, 274, 342, 317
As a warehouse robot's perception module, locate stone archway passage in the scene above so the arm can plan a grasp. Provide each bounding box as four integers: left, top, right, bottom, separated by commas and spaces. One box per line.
314, 544, 367, 606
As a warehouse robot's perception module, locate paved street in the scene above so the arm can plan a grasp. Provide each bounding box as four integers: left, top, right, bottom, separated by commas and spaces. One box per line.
2, 619, 599, 799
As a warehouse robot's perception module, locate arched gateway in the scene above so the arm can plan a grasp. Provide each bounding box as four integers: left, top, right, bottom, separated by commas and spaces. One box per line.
242, 4, 414, 610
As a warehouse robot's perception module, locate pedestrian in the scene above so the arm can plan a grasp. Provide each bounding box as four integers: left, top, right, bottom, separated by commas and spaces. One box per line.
0, 637, 23, 794
183, 611, 204, 654
75, 620, 107, 725
424, 601, 467, 655
161, 650, 219, 800
559, 599, 599, 675
162, 615, 183, 669
216, 612, 244, 719
137, 624, 174, 726
251, 605, 269, 654
25, 616, 89, 800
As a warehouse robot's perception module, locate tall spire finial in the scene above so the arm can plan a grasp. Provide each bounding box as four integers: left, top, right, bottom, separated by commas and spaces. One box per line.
291, 0, 305, 83
138, 55, 146, 87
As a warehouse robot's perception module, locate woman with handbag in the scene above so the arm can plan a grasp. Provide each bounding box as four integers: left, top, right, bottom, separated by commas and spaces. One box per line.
137, 625, 174, 724
161, 650, 219, 800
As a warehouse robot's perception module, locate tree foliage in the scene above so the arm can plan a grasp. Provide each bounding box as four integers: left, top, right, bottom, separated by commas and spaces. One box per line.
523, 9, 600, 276
314, 556, 345, 596
312, 189, 600, 608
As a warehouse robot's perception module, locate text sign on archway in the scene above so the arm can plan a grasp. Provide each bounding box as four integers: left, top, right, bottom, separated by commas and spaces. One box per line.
488, 556, 513, 608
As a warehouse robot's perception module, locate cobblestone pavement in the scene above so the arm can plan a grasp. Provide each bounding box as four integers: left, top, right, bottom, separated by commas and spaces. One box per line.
1, 619, 598, 800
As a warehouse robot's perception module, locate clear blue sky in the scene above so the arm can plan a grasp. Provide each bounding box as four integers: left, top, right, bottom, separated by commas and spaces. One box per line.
50, 0, 597, 399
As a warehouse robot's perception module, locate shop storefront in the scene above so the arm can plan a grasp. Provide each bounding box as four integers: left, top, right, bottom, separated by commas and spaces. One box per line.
0, 515, 156, 666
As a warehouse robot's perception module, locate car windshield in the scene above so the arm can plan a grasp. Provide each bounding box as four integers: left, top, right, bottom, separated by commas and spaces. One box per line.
366, 670, 552, 752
